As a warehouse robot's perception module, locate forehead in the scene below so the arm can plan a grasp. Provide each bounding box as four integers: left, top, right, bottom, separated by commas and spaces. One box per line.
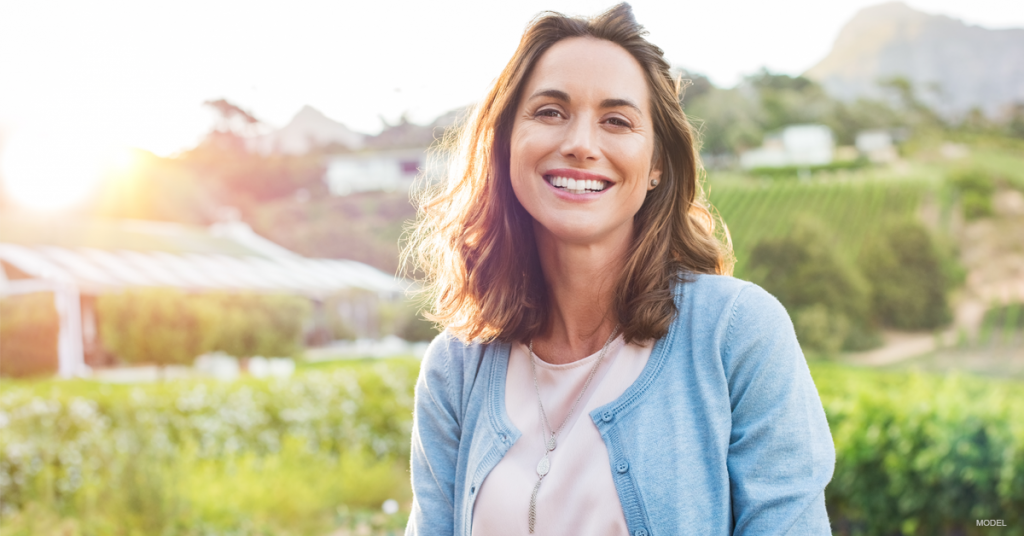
523, 37, 650, 111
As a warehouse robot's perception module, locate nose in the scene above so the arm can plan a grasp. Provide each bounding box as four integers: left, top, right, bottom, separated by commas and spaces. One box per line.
559, 116, 600, 162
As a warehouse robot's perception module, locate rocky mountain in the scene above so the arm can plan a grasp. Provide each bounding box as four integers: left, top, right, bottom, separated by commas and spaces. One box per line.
805, 2, 1024, 118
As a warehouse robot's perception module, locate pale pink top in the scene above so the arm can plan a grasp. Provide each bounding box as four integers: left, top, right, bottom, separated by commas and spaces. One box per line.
471, 335, 652, 535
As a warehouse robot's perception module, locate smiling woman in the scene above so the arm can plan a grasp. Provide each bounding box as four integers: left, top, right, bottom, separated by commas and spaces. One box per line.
403, 4, 835, 535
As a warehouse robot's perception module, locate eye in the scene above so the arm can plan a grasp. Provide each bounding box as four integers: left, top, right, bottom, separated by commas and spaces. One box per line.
605, 116, 632, 128
536, 107, 564, 119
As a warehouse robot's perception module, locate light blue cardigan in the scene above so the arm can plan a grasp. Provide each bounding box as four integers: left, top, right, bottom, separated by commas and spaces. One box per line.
406, 274, 835, 535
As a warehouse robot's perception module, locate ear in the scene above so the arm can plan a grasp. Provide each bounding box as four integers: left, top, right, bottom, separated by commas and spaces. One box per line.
647, 159, 663, 191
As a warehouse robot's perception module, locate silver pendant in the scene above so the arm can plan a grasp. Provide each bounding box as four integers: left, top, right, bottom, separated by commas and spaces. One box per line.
546, 435, 556, 451
536, 454, 550, 476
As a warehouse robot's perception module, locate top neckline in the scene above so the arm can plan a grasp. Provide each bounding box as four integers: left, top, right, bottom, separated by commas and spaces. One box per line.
525, 335, 626, 371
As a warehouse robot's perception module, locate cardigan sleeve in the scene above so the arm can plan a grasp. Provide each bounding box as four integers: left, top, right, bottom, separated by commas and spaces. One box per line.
406, 333, 462, 536
721, 284, 835, 536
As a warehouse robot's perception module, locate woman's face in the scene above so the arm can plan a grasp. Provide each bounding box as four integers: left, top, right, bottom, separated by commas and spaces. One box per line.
510, 37, 661, 248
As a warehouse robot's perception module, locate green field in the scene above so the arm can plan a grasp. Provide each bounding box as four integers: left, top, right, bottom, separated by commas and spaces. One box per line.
708, 174, 933, 278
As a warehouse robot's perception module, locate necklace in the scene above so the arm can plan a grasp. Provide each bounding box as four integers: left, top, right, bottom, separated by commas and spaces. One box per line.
526, 326, 619, 534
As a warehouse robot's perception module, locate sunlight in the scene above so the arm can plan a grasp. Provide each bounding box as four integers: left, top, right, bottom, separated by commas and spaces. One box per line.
1, 134, 133, 211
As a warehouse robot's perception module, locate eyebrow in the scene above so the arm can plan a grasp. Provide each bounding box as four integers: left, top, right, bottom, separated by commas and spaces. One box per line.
528, 89, 643, 114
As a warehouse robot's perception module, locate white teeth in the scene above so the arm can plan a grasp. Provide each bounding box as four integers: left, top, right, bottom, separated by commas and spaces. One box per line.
547, 175, 609, 192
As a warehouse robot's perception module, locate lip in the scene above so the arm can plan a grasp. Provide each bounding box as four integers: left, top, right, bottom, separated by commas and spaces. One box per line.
541, 168, 615, 201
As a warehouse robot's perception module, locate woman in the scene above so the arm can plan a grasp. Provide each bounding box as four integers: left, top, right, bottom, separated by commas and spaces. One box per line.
403, 4, 834, 535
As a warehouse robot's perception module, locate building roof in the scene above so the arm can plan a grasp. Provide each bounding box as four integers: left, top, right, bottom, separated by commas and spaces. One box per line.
0, 216, 404, 297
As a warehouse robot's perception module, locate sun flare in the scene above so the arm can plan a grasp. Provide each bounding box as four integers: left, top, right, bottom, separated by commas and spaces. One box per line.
1, 134, 136, 211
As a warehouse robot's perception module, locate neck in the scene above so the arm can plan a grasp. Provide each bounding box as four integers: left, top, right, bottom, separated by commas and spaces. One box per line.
530, 222, 630, 365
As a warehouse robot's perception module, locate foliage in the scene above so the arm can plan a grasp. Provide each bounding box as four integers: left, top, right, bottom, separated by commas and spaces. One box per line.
814, 364, 1024, 535
974, 303, 1024, 347
97, 289, 311, 366
3, 360, 1022, 535
683, 70, 912, 157
747, 218, 875, 353
395, 308, 441, 342
710, 176, 928, 279
0, 359, 419, 534
0, 293, 58, 378
748, 159, 868, 179
859, 221, 953, 330
947, 168, 996, 220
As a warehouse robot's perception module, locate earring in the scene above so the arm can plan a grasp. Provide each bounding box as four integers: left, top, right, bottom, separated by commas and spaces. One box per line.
650, 178, 659, 188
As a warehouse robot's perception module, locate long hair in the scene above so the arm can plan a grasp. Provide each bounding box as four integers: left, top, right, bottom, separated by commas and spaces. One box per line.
403, 3, 733, 344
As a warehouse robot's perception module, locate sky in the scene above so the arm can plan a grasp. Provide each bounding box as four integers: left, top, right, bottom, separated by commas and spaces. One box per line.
0, 0, 1022, 188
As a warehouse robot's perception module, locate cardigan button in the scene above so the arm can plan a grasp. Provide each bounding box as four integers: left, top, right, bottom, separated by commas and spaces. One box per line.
601, 411, 613, 422
471, 485, 476, 494
634, 529, 648, 536
616, 461, 629, 473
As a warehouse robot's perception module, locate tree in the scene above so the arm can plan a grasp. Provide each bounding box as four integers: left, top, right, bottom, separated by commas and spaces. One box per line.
859, 221, 952, 330
747, 217, 877, 353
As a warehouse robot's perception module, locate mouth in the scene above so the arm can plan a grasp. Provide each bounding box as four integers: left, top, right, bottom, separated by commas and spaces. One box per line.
543, 174, 611, 195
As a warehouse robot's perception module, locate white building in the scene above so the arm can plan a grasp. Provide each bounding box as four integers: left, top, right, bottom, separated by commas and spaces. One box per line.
740, 124, 835, 169
855, 130, 898, 163
325, 148, 447, 196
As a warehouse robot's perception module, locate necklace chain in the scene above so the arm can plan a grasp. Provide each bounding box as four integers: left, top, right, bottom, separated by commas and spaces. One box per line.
526, 325, 619, 533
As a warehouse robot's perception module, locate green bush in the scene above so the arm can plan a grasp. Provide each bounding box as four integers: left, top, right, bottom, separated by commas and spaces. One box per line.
747, 218, 877, 353
0, 293, 59, 378
814, 365, 1024, 535
961, 190, 995, 219
948, 168, 995, 220
3, 361, 1023, 534
859, 221, 953, 330
0, 360, 418, 534
97, 289, 311, 367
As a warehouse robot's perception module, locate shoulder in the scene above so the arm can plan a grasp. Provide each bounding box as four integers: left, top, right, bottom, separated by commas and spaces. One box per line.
673, 273, 794, 359
418, 330, 494, 412
674, 273, 788, 325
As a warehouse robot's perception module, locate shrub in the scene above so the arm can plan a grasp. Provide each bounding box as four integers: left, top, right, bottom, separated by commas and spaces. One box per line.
859, 221, 953, 330
97, 289, 312, 367
814, 365, 1024, 535
97, 288, 205, 367
747, 217, 876, 353
193, 292, 311, 358
948, 168, 995, 220
0, 360, 419, 533
0, 293, 59, 378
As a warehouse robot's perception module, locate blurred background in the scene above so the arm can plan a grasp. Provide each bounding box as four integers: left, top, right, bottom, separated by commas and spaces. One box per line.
1, 0, 1022, 534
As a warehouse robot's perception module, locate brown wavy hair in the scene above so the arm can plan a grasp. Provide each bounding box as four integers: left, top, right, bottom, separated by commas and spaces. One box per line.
403, 2, 733, 344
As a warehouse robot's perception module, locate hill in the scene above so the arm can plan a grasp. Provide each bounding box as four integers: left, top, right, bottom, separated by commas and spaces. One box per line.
804, 2, 1024, 118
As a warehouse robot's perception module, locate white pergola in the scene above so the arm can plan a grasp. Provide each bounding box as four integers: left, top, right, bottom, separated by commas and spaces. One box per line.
0, 243, 406, 378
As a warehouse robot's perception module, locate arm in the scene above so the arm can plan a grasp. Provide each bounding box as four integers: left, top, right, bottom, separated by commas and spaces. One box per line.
406, 334, 462, 536
722, 285, 835, 536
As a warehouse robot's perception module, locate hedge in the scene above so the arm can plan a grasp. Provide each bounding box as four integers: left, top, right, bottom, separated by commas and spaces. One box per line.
0, 293, 59, 378
96, 289, 311, 366
1, 361, 1021, 535
0, 360, 418, 534
815, 364, 1024, 535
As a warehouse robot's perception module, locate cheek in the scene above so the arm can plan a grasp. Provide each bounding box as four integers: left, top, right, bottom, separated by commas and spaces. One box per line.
509, 128, 543, 187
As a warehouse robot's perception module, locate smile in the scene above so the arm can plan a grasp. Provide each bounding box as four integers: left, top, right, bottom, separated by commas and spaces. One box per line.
544, 175, 610, 195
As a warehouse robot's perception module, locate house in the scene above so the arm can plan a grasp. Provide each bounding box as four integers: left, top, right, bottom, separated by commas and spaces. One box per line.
0, 216, 405, 377
740, 124, 835, 169
325, 148, 446, 196
855, 130, 898, 163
